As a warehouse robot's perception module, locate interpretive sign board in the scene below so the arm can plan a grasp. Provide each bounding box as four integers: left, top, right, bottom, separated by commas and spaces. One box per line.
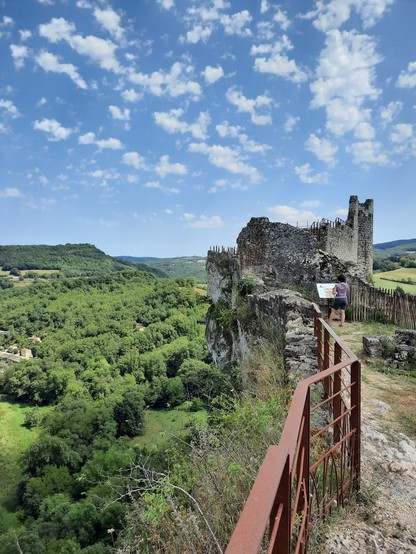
316, 283, 336, 299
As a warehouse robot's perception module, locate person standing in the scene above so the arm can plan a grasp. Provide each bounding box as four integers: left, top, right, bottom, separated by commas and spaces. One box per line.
329, 274, 349, 327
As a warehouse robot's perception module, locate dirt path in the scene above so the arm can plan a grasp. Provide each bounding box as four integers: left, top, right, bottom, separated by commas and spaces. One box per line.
321, 323, 416, 553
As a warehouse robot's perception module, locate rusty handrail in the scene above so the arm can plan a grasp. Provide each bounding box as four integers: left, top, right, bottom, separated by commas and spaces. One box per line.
226, 304, 361, 553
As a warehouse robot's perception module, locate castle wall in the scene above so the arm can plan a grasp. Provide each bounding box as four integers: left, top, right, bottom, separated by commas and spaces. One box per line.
318, 196, 373, 279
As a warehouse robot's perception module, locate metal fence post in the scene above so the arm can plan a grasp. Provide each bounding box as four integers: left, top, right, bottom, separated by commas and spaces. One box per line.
350, 360, 361, 490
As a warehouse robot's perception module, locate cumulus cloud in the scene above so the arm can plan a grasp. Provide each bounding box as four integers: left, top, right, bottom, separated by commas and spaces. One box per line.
251, 36, 308, 83
389, 123, 413, 144
308, 0, 394, 32
380, 101, 402, 125
109, 105, 130, 122
397, 61, 416, 89
189, 142, 261, 182
183, 24, 213, 44
226, 88, 272, 125
346, 141, 389, 164
34, 118, 73, 141
121, 88, 142, 102
184, 214, 224, 228
267, 205, 319, 224
155, 155, 187, 178
129, 62, 201, 99
144, 180, 179, 194
306, 134, 338, 166
35, 50, 88, 89
10, 44, 29, 69
0, 99, 20, 118
39, 17, 121, 73
294, 163, 329, 184
78, 131, 123, 150
122, 151, 146, 169
203, 65, 224, 84
0, 187, 23, 198
93, 7, 125, 43
153, 109, 210, 140
284, 115, 299, 133
220, 10, 252, 37
310, 30, 381, 137
157, 0, 174, 9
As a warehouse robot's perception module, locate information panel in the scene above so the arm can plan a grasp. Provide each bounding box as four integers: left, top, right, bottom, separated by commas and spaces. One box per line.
316, 283, 336, 299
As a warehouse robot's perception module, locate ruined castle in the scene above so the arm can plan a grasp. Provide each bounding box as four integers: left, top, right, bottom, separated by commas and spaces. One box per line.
206, 195, 373, 375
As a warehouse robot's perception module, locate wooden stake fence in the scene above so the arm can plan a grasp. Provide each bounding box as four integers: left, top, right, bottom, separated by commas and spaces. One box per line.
348, 280, 416, 329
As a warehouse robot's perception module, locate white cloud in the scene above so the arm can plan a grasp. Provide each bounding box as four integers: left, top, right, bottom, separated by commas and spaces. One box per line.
189, 142, 261, 182
35, 50, 88, 89
310, 0, 394, 32
294, 163, 329, 184
260, 0, 269, 13
300, 200, 322, 208
34, 118, 73, 141
39, 17, 121, 73
0, 187, 23, 198
155, 155, 187, 178
239, 134, 271, 153
203, 65, 224, 84
129, 62, 201, 99
10, 44, 29, 69
284, 115, 299, 133
380, 101, 402, 125
310, 30, 381, 137
184, 25, 213, 44
109, 105, 130, 121
221, 10, 252, 37
157, 0, 174, 9
122, 151, 146, 170
346, 141, 389, 164
78, 131, 123, 150
154, 109, 210, 140
121, 88, 141, 102
226, 88, 272, 125
93, 7, 125, 43
88, 169, 120, 180
306, 134, 338, 165
186, 215, 224, 228
144, 180, 179, 194
267, 205, 319, 223
397, 61, 416, 89
251, 36, 308, 83
390, 123, 413, 144
274, 8, 290, 31
0, 99, 20, 118
78, 132, 95, 144
216, 121, 241, 138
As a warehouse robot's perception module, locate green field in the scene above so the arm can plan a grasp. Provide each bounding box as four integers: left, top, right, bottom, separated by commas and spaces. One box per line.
133, 407, 208, 447
373, 267, 416, 295
0, 398, 42, 515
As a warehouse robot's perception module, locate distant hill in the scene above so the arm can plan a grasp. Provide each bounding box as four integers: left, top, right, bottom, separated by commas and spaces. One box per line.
117, 255, 207, 281
0, 244, 165, 278
373, 239, 416, 258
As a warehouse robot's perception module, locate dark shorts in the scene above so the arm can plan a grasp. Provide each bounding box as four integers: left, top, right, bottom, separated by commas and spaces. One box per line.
333, 298, 347, 310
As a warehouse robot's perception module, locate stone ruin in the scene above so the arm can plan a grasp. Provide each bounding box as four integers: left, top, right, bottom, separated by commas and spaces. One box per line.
363, 329, 416, 369
206, 195, 373, 379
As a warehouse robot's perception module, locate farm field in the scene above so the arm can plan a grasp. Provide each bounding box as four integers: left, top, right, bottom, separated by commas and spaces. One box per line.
373, 267, 416, 295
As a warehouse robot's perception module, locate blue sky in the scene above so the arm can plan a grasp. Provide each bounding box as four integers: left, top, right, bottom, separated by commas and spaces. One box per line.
0, 0, 415, 257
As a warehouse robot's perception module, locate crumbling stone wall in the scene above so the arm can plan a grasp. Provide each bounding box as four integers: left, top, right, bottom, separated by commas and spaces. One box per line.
318, 196, 373, 279
205, 195, 373, 377
363, 329, 416, 369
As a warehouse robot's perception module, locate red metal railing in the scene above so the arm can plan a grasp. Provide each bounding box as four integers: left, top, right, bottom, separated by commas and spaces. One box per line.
226, 304, 361, 553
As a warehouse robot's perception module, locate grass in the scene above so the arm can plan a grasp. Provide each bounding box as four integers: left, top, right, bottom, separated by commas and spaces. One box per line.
373, 268, 416, 295
0, 397, 43, 514
133, 407, 208, 447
